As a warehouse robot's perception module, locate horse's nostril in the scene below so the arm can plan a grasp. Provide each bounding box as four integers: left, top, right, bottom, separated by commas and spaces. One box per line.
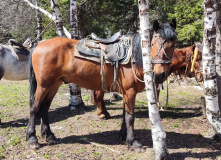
154, 72, 166, 83
159, 72, 165, 80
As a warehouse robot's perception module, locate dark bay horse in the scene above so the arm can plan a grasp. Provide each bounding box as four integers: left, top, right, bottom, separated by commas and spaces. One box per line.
27, 20, 177, 149
92, 43, 203, 118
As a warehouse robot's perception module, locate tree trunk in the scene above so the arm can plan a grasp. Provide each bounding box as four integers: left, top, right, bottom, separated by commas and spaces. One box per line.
36, 0, 42, 42
70, 0, 78, 39
69, 0, 85, 109
216, 1, 221, 111
203, 0, 221, 141
138, 0, 168, 159
51, 0, 65, 37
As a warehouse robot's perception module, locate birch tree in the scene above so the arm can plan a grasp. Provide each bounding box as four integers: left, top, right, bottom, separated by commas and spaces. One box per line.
70, 0, 78, 39
138, 0, 168, 159
23, 0, 71, 38
51, 0, 65, 37
216, 1, 221, 110
203, 0, 221, 141
36, 0, 42, 42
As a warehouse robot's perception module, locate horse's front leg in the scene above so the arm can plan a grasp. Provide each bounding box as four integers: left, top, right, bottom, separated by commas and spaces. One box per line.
91, 90, 111, 119
120, 89, 142, 149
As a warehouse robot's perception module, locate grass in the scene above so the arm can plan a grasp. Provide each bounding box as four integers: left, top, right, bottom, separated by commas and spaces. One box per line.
83, 94, 90, 101
1, 80, 214, 159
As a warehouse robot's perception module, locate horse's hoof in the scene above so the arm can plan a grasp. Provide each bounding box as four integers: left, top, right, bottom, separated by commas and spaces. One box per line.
29, 142, 41, 149
46, 134, 57, 144
131, 140, 145, 152
132, 140, 142, 149
212, 134, 221, 143
98, 113, 111, 120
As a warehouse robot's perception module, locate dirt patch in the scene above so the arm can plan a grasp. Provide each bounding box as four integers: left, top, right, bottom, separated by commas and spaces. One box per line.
0, 79, 221, 160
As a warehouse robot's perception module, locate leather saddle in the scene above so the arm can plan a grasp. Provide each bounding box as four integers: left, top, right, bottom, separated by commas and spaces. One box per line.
8, 39, 33, 61
83, 31, 126, 62
8, 39, 30, 56
91, 31, 122, 44
77, 31, 131, 92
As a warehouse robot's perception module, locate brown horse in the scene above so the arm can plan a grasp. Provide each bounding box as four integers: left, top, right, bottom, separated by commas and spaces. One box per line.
26, 20, 177, 149
169, 43, 203, 81
92, 43, 203, 117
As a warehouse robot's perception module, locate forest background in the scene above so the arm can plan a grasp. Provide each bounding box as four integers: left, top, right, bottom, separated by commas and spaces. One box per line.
0, 0, 203, 47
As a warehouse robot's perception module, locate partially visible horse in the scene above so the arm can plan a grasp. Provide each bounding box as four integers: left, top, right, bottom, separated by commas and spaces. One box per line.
0, 39, 34, 81
169, 42, 203, 82
26, 20, 177, 150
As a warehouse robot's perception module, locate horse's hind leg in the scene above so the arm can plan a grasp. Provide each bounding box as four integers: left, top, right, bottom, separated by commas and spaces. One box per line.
26, 86, 49, 149
91, 90, 111, 119
120, 89, 142, 149
40, 81, 62, 143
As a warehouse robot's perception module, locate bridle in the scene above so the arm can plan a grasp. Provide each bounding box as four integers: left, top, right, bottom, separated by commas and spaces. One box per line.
151, 33, 175, 81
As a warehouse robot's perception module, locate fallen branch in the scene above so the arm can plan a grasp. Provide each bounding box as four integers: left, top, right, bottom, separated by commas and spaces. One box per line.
80, 138, 121, 154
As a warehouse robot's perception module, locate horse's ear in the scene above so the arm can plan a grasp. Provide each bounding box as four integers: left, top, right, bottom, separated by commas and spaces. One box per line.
153, 20, 159, 32
170, 19, 176, 29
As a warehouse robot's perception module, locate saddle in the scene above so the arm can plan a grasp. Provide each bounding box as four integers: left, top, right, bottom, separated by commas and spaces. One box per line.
76, 31, 131, 92
8, 39, 30, 56
91, 31, 122, 43
8, 39, 31, 61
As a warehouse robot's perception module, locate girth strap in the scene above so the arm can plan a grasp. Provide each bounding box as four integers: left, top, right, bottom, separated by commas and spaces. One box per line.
100, 50, 107, 92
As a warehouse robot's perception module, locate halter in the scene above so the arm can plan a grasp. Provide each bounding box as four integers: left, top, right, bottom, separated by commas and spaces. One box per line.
151, 34, 175, 79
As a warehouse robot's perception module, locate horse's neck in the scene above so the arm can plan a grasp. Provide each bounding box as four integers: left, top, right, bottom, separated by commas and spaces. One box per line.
171, 46, 193, 71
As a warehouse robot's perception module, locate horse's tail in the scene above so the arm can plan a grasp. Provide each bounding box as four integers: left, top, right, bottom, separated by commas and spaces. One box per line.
29, 51, 37, 108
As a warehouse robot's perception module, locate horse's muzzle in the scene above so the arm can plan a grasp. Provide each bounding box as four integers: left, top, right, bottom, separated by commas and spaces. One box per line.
153, 72, 166, 83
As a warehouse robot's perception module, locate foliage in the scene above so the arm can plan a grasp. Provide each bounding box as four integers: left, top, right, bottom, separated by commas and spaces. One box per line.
0, 0, 204, 46
167, 0, 204, 47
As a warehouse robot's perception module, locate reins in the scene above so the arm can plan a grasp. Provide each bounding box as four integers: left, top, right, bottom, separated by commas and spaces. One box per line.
130, 33, 175, 110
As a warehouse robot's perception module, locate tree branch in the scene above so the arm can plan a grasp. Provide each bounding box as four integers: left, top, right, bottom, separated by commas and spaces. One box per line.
22, 0, 71, 38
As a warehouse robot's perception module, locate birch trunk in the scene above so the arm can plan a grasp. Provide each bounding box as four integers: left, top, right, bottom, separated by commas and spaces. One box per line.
68, 0, 85, 109
138, 0, 168, 159
51, 0, 65, 37
70, 0, 78, 39
23, 0, 71, 38
216, 1, 221, 111
203, 0, 221, 140
36, 0, 42, 42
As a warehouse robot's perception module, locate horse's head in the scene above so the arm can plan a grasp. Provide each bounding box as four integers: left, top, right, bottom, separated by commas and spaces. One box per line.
151, 20, 177, 83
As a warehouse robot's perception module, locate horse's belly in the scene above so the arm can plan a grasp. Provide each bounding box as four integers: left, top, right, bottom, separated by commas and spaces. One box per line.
3, 61, 29, 81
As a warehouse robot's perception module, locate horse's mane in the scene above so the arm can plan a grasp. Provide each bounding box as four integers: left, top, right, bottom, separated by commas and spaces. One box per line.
130, 23, 177, 69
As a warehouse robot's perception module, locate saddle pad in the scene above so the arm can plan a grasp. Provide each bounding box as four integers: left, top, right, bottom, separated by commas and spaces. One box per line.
74, 45, 132, 65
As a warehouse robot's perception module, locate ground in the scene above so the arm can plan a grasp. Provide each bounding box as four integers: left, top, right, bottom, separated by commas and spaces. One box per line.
0, 78, 221, 160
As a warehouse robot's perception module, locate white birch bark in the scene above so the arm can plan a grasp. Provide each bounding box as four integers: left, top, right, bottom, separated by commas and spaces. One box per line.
203, 0, 221, 136
216, 1, 221, 111
138, 0, 167, 159
68, 0, 85, 109
70, 0, 78, 39
23, 0, 71, 38
51, 0, 65, 37
36, 0, 42, 42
